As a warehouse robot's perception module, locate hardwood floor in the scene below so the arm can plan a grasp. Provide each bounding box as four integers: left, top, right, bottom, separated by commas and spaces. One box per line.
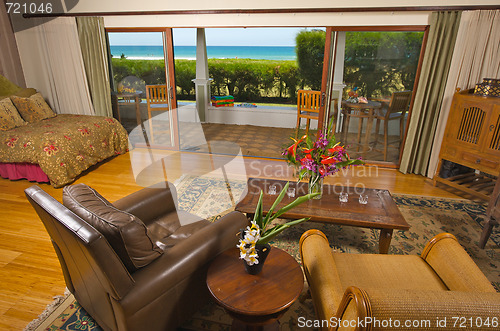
0, 149, 463, 330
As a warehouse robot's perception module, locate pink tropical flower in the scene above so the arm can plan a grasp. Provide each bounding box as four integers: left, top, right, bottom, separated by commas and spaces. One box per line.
283, 120, 364, 180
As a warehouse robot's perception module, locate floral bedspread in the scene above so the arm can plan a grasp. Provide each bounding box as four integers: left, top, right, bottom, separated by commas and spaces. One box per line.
0, 114, 129, 188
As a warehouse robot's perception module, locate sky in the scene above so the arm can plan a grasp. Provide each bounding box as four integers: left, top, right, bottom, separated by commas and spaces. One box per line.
108, 28, 316, 46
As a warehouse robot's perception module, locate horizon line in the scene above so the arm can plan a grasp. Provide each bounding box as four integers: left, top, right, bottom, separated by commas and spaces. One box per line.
111, 45, 296, 47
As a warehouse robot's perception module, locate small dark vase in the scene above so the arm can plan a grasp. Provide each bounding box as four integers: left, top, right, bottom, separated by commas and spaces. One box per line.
244, 244, 271, 275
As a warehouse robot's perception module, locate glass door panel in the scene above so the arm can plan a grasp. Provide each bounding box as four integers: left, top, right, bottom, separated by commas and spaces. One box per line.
107, 30, 179, 150
338, 30, 424, 164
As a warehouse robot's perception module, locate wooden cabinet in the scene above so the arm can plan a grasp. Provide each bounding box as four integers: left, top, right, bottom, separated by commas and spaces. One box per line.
434, 89, 500, 200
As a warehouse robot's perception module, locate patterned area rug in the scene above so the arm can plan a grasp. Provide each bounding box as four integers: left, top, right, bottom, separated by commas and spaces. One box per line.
27, 176, 499, 331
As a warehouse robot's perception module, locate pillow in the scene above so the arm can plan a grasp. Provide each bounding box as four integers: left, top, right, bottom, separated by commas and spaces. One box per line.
0, 98, 26, 131
10, 92, 56, 123
13, 87, 37, 98
62, 184, 163, 273
0, 88, 37, 101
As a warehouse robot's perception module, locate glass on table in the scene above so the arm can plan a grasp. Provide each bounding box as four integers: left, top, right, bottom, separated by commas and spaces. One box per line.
339, 192, 349, 203
359, 194, 368, 204
268, 184, 277, 195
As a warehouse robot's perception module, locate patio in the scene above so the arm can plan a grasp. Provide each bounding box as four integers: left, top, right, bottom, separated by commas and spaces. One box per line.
119, 101, 402, 163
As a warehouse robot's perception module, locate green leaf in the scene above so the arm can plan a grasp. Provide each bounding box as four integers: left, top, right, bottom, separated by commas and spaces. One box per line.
258, 217, 310, 244
262, 182, 289, 229
253, 190, 264, 229
269, 192, 319, 221
335, 159, 364, 169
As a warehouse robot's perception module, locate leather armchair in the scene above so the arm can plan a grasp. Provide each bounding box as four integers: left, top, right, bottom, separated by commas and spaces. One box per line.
25, 182, 248, 331
300, 230, 500, 331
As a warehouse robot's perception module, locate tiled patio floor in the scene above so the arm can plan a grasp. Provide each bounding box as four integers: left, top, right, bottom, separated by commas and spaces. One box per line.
123, 118, 401, 163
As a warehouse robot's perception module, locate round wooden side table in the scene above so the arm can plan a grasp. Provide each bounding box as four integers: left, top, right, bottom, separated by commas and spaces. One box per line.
206, 247, 304, 331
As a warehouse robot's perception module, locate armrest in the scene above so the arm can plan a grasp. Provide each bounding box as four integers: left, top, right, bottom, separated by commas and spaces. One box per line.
336, 287, 500, 330
421, 233, 496, 292
119, 211, 249, 314
112, 182, 178, 224
300, 230, 344, 323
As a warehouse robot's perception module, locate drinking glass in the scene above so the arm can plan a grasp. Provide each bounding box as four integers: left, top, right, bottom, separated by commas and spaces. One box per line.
268, 185, 277, 195
287, 187, 296, 198
339, 192, 349, 203
359, 194, 369, 204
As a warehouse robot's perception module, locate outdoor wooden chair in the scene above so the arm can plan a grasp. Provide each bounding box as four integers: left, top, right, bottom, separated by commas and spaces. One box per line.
295, 89, 322, 139
146, 85, 170, 144
372, 90, 412, 161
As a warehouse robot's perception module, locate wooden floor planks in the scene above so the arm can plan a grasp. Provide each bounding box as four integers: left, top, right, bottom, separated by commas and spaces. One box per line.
0, 149, 463, 330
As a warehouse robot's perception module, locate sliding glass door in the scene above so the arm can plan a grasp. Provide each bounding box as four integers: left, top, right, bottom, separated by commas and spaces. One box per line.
105, 26, 426, 164
107, 29, 179, 150
325, 27, 426, 164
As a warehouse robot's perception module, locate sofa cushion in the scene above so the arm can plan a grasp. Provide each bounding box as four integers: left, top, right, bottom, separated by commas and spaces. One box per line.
63, 183, 163, 273
10, 92, 56, 123
0, 98, 26, 130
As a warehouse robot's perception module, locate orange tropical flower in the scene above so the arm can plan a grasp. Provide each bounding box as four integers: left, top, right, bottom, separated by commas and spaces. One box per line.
286, 135, 307, 158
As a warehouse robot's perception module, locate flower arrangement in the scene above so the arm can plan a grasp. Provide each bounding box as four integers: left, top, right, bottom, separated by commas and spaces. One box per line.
237, 181, 318, 266
283, 120, 364, 196
346, 87, 368, 104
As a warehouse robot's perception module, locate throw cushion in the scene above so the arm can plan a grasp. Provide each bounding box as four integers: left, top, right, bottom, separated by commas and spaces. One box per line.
62, 183, 163, 273
0, 98, 26, 131
10, 92, 56, 123
13, 87, 37, 98
0, 88, 37, 101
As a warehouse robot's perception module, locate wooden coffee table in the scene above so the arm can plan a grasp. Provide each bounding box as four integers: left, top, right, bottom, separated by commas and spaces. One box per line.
206, 247, 303, 330
235, 178, 410, 254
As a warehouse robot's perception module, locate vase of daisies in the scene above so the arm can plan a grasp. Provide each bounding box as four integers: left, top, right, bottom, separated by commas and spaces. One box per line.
237, 181, 318, 274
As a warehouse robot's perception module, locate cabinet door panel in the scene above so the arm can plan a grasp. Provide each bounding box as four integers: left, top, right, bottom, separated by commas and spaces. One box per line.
451, 99, 489, 148
484, 104, 500, 157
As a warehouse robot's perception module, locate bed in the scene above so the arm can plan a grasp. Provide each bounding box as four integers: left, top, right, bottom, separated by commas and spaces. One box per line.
0, 75, 129, 188
0, 114, 129, 188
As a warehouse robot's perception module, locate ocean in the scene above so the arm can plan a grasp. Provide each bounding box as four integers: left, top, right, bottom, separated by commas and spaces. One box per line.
110, 45, 296, 61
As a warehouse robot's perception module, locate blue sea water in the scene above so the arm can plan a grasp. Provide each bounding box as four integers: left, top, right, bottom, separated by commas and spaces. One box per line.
110, 45, 296, 61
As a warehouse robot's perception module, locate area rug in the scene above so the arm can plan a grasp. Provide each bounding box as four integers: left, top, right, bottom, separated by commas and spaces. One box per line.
27, 176, 499, 331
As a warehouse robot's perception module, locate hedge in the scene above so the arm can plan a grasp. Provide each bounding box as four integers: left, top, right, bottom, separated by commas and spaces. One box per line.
111, 58, 303, 103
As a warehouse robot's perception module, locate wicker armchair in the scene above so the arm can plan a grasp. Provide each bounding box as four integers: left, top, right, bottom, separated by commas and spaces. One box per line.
300, 230, 500, 331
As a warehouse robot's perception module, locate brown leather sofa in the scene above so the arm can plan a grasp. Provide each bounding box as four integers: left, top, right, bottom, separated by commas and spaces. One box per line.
300, 229, 500, 331
25, 182, 248, 331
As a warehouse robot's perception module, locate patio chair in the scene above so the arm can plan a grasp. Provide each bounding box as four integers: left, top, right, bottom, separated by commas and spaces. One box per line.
295, 89, 322, 138
146, 85, 170, 144
372, 90, 412, 161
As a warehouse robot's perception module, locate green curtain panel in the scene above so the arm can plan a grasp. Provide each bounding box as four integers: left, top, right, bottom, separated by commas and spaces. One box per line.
399, 11, 462, 175
76, 17, 112, 117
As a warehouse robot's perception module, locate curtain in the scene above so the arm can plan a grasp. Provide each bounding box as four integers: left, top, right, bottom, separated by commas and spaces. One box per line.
399, 11, 461, 175
427, 10, 500, 177
15, 17, 94, 115
0, 4, 26, 87
76, 17, 113, 117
